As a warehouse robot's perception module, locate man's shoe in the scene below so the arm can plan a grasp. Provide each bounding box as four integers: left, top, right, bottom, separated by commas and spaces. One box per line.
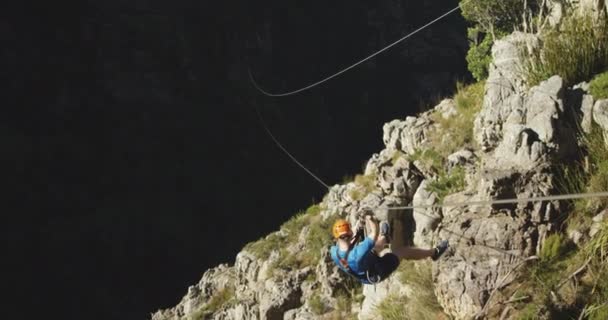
380, 221, 391, 244
432, 240, 449, 261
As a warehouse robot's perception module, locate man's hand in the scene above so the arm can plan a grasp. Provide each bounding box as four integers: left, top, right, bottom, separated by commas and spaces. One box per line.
365, 214, 378, 240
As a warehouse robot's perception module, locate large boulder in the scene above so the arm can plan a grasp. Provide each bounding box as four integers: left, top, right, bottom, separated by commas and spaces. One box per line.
592, 99, 608, 144
412, 180, 441, 248
383, 115, 433, 155
474, 32, 537, 152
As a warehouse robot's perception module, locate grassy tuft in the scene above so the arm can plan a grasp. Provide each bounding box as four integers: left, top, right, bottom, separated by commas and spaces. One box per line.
539, 233, 568, 262
427, 166, 467, 202
583, 125, 608, 210
524, 13, 608, 87
348, 173, 378, 201
586, 222, 608, 264
428, 81, 484, 157
245, 203, 330, 274
308, 293, 325, 315
374, 294, 410, 320
243, 233, 282, 260
301, 214, 333, 266
188, 286, 235, 320
590, 71, 608, 100
398, 261, 448, 320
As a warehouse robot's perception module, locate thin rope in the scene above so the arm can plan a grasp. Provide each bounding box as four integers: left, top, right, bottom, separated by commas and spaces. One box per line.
254, 107, 331, 189
248, 4, 463, 97
380, 191, 608, 210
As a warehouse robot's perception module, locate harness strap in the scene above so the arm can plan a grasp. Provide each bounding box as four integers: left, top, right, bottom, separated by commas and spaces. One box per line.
338, 229, 366, 279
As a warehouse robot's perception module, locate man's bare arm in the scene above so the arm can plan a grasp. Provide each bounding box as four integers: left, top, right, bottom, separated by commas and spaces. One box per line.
365, 215, 378, 241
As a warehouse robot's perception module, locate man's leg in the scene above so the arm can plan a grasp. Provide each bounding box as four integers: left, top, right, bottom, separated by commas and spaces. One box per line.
374, 221, 391, 254
391, 240, 450, 260
391, 245, 434, 260
374, 235, 388, 254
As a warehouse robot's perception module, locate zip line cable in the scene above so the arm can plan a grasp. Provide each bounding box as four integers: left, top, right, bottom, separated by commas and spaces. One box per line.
254, 107, 331, 189
381, 191, 608, 210
248, 4, 463, 97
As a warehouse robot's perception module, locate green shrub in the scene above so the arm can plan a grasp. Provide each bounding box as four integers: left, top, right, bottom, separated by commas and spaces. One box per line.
243, 233, 282, 260
301, 214, 333, 266
308, 294, 325, 315
525, 13, 608, 87
428, 81, 484, 157
374, 294, 410, 320
555, 163, 592, 231
189, 286, 235, 320
540, 233, 567, 262
398, 260, 447, 320
589, 305, 608, 320
466, 30, 493, 81
348, 173, 378, 201
427, 166, 466, 202
586, 222, 608, 264
408, 149, 444, 172
584, 124, 608, 210
454, 81, 485, 112
590, 71, 608, 99
517, 304, 541, 320
460, 0, 530, 38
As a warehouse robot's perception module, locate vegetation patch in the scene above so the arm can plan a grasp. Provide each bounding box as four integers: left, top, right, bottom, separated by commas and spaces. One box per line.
511, 120, 608, 318
408, 149, 444, 173
427, 166, 466, 202
466, 30, 493, 81
248, 204, 332, 275
524, 12, 608, 87
348, 173, 378, 201
428, 81, 484, 157
243, 232, 283, 260
409, 81, 483, 202
459, 0, 529, 39
374, 261, 447, 319
188, 286, 235, 320
511, 223, 608, 319
308, 293, 325, 315
539, 233, 568, 262
590, 71, 608, 100
374, 294, 410, 320
398, 260, 448, 320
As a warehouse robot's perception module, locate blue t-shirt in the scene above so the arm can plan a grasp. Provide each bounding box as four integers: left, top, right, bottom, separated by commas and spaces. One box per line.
330, 237, 375, 282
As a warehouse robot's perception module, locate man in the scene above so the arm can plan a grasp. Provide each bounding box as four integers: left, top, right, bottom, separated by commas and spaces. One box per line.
330, 214, 449, 284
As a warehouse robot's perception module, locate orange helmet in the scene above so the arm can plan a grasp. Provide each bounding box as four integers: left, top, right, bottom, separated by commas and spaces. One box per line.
332, 219, 352, 239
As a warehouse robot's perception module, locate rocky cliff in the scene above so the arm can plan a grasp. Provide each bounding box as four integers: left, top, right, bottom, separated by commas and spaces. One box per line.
152, 2, 608, 319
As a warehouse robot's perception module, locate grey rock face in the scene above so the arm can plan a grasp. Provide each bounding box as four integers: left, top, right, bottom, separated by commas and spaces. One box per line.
258, 272, 305, 320
480, 71, 576, 170
447, 149, 476, 171
474, 32, 537, 152
383, 116, 433, 155
590, 210, 608, 237
377, 157, 423, 200
412, 180, 441, 247
580, 94, 595, 133
593, 99, 608, 144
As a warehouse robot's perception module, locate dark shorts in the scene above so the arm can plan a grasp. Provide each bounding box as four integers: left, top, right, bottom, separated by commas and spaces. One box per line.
368, 252, 400, 281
